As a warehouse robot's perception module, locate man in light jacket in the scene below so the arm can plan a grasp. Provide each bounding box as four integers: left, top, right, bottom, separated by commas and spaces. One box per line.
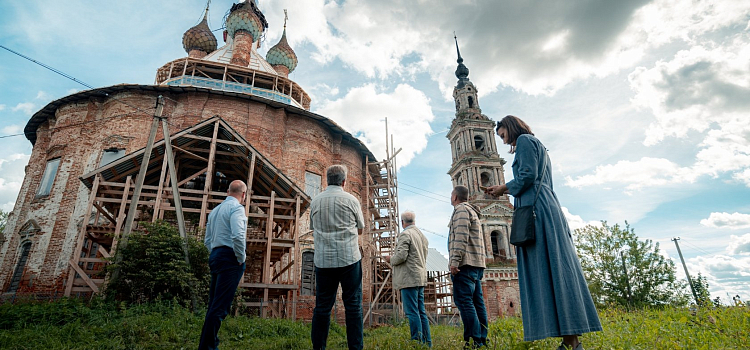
388, 210, 431, 347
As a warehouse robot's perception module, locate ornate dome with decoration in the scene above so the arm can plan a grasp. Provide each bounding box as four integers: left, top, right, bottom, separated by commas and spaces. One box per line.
225, 1, 268, 42
266, 28, 298, 73
182, 14, 218, 54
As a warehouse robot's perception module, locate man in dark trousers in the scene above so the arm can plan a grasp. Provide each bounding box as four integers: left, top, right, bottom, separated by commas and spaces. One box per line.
449, 185, 488, 349
198, 180, 247, 350
309, 164, 365, 350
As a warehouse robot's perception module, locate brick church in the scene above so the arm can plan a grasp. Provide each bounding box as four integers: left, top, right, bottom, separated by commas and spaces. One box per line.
0, 1, 518, 321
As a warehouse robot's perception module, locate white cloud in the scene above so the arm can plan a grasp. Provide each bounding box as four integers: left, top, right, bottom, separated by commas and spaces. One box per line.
567, 31, 750, 192
256, 0, 750, 99
315, 83, 435, 167
0, 104, 5, 111
1, 125, 23, 135
733, 168, 750, 187
565, 157, 696, 192
11, 102, 35, 116
562, 207, 601, 231
629, 37, 750, 146
700, 212, 750, 230
687, 254, 750, 300
727, 234, 750, 255
0, 153, 30, 212
35, 91, 51, 101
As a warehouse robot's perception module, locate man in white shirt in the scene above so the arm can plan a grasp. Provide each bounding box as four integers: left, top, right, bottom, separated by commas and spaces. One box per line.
309, 165, 365, 350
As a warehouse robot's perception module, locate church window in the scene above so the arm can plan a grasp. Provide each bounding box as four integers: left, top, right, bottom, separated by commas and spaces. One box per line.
474, 135, 485, 152
7, 241, 32, 293
36, 158, 61, 198
300, 251, 316, 296
490, 230, 501, 256
99, 148, 126, 167
480, 171, 492, 187
455, 174, 462, 186
304, 171, 322, 198
468, 96, 474, 108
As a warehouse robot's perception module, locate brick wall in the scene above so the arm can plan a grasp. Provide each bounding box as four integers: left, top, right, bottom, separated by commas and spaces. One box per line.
0, 89, 375, 298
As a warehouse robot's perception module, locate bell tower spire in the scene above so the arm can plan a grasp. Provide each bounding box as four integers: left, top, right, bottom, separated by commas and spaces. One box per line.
446, 33, 515, 263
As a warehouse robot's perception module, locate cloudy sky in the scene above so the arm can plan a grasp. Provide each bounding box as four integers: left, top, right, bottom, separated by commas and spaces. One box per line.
1, 0, 749, 301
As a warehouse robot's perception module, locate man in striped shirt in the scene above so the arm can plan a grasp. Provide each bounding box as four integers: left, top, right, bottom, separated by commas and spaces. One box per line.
449, 185, 488, 349
309, 164, 365, 350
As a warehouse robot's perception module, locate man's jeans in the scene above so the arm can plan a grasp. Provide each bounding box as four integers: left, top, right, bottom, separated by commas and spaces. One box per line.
198, 247, 246, 350
401, 286, 432, 347
451, 265, 488, 346
311, 260, 363, 350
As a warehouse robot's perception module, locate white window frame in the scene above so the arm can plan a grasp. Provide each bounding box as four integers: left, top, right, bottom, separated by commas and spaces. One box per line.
36, 158, 61, 198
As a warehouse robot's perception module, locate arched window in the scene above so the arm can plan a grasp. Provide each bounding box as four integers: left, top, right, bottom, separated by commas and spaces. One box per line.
300, 251, 315, 296
474, 135, 485, 152
7, 242, 32, 293
468, 96, 474, 108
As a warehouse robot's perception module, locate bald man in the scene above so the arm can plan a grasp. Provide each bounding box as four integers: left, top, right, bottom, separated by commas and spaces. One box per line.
199, 180, 248, 350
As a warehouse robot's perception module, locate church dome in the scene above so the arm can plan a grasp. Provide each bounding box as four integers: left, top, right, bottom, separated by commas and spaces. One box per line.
182, 13, 218, 54
225, 1, 268, 42
266, 28, 298, 73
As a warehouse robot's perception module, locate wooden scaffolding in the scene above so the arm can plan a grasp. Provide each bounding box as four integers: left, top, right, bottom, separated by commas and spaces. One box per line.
64, 116, 310, 318
364, 127, 401, 324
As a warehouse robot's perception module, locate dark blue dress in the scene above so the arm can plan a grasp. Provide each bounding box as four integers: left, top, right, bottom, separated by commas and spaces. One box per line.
506, 134, 602, 341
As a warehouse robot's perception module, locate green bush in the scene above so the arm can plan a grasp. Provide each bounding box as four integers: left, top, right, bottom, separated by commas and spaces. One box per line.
104, 221, 210, 307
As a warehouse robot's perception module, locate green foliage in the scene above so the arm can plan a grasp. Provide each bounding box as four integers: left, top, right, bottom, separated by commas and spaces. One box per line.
105, 221, 210, 307
690, 273, 712, 307
574, 221, 689, 308
0, 209, 8, 239
1, 300, 749, 349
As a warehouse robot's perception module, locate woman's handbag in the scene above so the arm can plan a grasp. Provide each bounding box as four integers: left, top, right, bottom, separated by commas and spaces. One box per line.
510, 156, 548, 247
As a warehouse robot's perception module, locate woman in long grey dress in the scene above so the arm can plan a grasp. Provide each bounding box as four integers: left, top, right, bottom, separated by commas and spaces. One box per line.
485, 115, 602, 350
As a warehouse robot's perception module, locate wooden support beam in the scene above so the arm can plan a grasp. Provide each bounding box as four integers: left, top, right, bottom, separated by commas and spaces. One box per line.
152, 155, 169, 222
292, 194, 301, 320
173, 145, 208, 162
199, 121, 220, 228
113, 97, 165, 284
264, 191, 276, 284
177, 167, 208, 187
65, 174, 100, 297
111, 176, 132, 253
272, 260, 294, 282
68, 261, 100, 293
92, 203, 116, 225
245, 152, 257, 217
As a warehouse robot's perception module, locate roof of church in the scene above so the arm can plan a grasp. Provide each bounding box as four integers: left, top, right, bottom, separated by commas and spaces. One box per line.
23, 84, 375, 162
202, 35, 279, 74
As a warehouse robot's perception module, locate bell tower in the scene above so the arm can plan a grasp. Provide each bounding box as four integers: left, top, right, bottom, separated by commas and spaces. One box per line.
447, 35, 516, 263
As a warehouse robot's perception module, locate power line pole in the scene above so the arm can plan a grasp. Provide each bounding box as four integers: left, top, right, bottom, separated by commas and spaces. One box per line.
672, 237, 700, 306
619, 249, 633, 309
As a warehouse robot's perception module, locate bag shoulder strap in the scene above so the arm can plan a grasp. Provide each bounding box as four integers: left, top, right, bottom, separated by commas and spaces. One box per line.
532, 150, 549, 206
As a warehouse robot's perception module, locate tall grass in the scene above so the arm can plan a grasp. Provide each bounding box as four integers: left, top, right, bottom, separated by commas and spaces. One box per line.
1, 299, 747, 349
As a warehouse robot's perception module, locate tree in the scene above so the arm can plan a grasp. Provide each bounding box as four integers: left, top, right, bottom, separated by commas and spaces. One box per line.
0, 209, 8, 244
105, 220, 210, 307
690, 273, 712, 307
574, 221, 689, 308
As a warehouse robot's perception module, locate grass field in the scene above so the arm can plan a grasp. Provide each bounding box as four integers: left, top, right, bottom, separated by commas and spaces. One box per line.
1, 299, 748, 349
